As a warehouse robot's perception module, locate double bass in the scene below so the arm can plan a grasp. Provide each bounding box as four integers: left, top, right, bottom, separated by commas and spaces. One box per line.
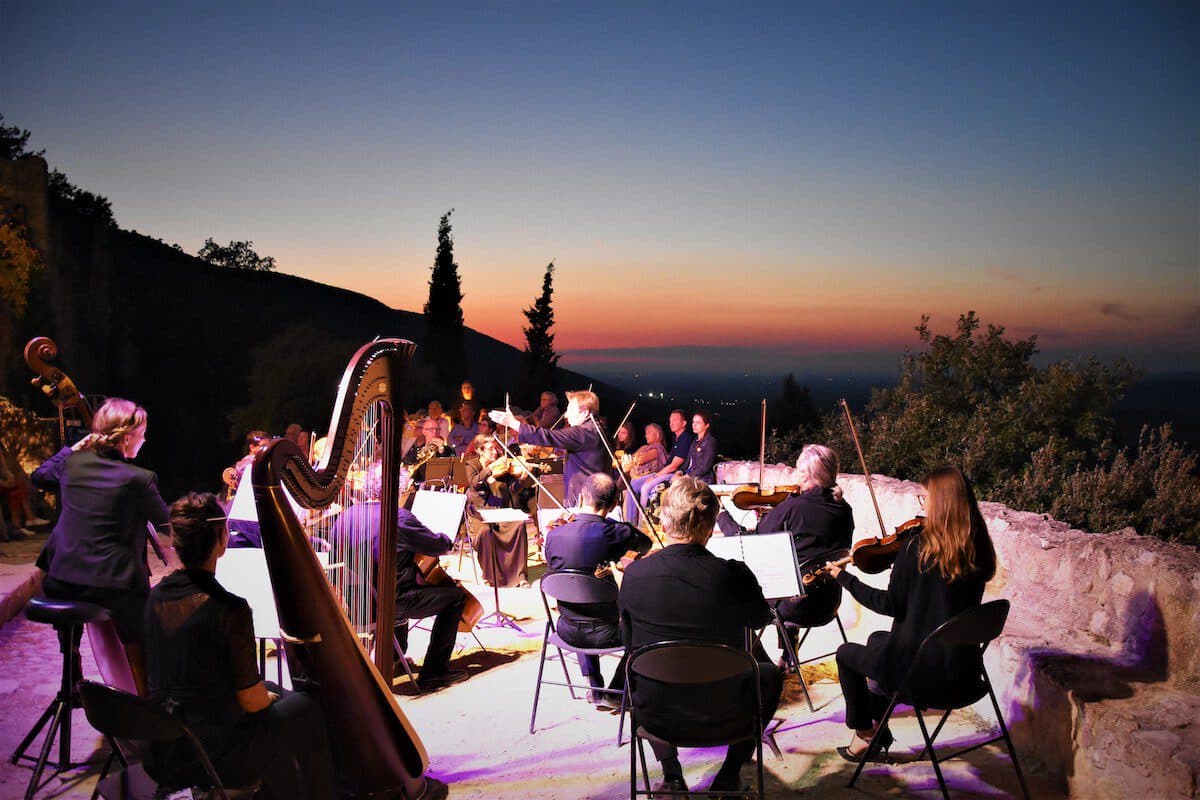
252, 339, 445, 800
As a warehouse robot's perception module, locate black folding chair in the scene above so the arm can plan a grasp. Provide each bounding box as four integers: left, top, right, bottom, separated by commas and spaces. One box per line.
77, 680, 259, 800
848, 599, 1031, 800
757, 548, 850, 712
626, 641, 765, 800
530, 571, 627, 744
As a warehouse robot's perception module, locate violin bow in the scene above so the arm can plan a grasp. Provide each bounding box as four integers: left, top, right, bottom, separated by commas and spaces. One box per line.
589, 409, 664, 548
840, 398, 887, 538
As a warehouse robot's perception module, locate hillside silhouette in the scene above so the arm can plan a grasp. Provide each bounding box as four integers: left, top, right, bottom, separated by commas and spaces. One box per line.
1, 157, 624, 496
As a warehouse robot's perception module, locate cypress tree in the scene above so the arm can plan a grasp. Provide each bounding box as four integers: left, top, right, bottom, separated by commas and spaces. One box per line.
423, 209, 468, 387
521, 260, 561, 405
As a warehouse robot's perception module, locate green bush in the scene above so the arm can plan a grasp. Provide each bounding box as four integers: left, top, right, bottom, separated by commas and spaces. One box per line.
766, 312, 1199, 545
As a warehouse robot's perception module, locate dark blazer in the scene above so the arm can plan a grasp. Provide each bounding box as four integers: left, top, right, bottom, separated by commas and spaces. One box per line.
32, 446, 169, 592
836, 532, 992, 695
618, 542, 772, 650
753, 486, 854, 565
518, 421, 609, 504
545, 513, 651, 625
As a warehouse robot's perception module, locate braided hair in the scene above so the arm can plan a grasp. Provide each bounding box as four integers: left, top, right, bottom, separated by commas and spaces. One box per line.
91, 398, 148, 451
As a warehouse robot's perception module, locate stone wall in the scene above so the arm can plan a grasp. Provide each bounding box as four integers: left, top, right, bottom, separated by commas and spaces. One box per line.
716, 460, 1200, 799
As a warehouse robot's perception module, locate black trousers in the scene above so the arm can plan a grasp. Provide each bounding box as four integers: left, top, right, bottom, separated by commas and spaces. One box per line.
216, 688, 336, 800
556, 615, 625, 689
394, 583, 467, 677
836, 633, 892, 731
645, 661, 783, 776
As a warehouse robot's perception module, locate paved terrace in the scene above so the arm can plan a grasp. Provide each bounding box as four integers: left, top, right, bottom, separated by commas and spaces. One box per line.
0, 529, 1052, 799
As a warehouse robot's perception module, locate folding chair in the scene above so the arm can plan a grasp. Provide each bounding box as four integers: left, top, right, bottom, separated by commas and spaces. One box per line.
77, 680, 260, 800
530, 571, 627, 744
767, 548, 850, 711
626, 641, 765, 800
848, 599, 1031, 800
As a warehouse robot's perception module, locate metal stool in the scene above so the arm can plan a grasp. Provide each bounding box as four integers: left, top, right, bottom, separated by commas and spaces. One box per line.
10, 596, 111, 800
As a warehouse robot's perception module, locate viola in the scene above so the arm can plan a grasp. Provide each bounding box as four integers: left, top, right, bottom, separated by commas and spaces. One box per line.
731, 483, 799, 510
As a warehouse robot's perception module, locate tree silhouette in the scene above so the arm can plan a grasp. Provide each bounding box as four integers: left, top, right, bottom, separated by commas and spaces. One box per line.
422, 209, 468, 387
197, 238, 277, 271
521, 260, 560, 404
2, 114, 115, 227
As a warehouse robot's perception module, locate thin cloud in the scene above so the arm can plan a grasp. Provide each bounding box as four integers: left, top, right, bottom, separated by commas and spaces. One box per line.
987, 266, 1043, 293
1097, 302, 1140, 323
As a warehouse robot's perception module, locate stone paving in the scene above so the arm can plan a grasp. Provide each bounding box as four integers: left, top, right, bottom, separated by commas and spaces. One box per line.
0, 537, 1060, 799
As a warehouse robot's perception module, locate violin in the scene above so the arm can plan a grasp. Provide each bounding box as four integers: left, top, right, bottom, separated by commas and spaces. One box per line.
730, 399, 797, 510
488, 455, 546, 480
803, 517, 924, 585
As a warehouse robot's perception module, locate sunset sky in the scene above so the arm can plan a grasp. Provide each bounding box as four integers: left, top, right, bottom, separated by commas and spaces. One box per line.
3, 1, 1197, 377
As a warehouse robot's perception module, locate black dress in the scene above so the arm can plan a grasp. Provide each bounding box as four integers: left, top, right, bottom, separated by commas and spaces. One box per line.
834, 531, 993, 730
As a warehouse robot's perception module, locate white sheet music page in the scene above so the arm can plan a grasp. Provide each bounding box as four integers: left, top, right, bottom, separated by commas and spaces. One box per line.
706, 531, 801, 600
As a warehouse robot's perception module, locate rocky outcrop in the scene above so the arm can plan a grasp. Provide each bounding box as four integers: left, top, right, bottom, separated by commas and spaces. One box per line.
715, 461, 1200, 799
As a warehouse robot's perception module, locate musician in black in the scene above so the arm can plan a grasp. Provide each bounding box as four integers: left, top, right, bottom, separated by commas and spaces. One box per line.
827, 466, 996, 762
543, 474, 651, 706
144, 492, 336, 799
329, 469, 469, 687
32, 398, 171, 696
463, 435, 532, 587
619, 477, 782, 796
718, 444, 853, 631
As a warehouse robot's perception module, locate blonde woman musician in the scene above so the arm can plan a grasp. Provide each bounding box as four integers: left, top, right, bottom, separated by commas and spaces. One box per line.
32, 398, 172, 695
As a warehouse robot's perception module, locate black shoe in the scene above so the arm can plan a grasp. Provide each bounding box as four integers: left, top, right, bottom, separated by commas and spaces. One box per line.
651, 776, 688, 798
587, 690, 621, 710
418, 668, 468, 689
837, 727, 894, 764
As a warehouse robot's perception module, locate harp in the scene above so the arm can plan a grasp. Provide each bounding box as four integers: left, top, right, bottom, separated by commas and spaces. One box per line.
251, 338, 444, 799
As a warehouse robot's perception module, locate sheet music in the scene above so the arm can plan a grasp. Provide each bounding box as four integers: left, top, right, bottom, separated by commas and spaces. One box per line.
478, 508, 532, 524
411, 490, 469, 538
706, 531, 801, 600
216, 548, 281, 640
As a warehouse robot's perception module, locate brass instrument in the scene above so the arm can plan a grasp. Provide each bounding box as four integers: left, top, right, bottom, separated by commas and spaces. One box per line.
251, 339, 444, 800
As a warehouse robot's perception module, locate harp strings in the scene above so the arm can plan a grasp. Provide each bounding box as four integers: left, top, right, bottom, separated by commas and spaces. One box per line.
305, 401, 382, 642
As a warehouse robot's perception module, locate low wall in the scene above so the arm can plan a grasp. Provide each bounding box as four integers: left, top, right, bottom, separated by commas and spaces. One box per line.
716, 461, 1200, 799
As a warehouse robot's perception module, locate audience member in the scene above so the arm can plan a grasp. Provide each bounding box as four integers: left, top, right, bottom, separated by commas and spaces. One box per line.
626, 410, 693, 528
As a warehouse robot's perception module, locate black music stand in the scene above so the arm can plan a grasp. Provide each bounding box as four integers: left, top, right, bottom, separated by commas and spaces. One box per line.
475, 508, 527, 631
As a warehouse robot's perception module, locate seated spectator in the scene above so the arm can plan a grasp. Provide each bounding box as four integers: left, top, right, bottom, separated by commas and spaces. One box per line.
1, 439, 48, 539
626, 411, 693, 528
144, 492, 336, 798
673, 410, 717, 485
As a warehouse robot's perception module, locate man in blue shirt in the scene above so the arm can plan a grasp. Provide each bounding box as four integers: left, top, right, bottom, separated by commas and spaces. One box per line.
544, 474, 651, 704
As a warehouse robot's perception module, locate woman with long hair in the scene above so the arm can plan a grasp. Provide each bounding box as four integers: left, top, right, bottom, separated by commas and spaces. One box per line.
32, 398, 172, 695
828, 465, 997, 762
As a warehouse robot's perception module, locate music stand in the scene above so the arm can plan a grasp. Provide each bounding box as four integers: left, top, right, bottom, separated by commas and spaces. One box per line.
411, 489, 475, 581
475, 508, 529, 630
